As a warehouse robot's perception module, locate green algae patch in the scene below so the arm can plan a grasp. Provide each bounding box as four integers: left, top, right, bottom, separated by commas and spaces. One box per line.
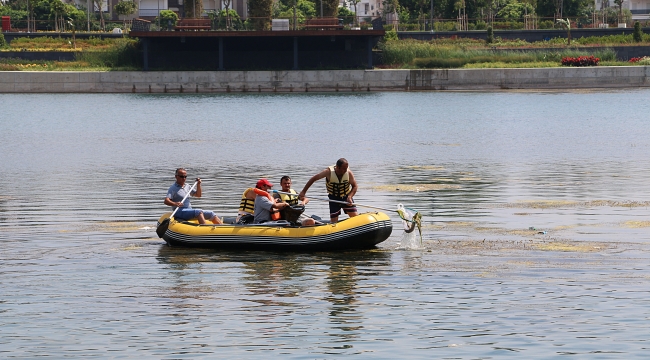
498, 200, 650, 209
120, 244, 145, 251
532, 242, 603, 252
516, 200, 579, 208
441, 221, 476, 227
78, 221, 152, 232
622, 221, 650, 228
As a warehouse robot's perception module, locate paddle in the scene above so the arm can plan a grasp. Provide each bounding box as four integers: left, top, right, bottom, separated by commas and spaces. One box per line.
273, 190, 422, 235
156, 181, 198, 238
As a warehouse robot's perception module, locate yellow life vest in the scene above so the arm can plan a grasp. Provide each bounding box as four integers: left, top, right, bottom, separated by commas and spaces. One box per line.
279, 189, 299, 206
238, 188, 255, 214
326, 165, 351, 197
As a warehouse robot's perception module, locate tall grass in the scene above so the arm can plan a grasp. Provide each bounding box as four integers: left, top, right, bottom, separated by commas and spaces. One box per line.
75, 38, 140, 69
9, 36, 129, 50
382, 39, 617, 67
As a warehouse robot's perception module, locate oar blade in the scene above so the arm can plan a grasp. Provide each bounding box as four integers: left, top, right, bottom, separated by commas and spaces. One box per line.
156, 218, 170, 238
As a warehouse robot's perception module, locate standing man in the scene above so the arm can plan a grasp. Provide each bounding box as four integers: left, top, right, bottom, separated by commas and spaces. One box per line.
298, 158, 358, 223
254, 178, 289, 224
164, 168, 222, 225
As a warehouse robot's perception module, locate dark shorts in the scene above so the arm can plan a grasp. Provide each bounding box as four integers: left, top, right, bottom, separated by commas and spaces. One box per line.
328, 194, 357, 219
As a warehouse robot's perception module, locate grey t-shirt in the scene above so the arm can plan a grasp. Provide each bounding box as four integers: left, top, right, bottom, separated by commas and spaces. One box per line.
253, 195, 274, 223
166, 183, 196, 210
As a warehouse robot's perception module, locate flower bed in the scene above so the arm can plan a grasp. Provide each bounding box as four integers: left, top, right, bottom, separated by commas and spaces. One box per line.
561, 56, 600, 67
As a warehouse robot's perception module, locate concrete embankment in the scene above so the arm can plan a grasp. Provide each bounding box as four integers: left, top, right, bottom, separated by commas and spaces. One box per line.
1, 67, 649, 93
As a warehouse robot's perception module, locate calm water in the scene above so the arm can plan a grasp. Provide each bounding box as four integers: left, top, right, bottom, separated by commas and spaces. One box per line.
2, 90, 650, 358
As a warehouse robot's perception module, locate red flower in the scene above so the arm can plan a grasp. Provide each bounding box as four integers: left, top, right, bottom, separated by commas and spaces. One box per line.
561, 56, 600, 67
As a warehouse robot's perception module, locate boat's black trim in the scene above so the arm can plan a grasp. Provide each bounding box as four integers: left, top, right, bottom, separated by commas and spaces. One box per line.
158, 220, 392, 251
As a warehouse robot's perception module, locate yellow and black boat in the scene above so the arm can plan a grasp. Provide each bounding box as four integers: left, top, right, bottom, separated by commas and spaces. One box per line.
156, 212, 393, 251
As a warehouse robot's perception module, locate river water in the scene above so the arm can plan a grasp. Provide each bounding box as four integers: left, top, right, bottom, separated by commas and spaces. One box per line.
2, 90, 650, 358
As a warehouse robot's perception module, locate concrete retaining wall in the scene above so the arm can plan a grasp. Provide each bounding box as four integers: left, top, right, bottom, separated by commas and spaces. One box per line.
1, 67, 649, 93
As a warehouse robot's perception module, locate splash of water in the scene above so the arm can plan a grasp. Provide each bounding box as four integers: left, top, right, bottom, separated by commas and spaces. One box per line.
396, 231, 424, 250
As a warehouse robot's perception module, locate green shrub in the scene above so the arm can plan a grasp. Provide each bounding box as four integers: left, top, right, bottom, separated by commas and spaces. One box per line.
433, 21, 455, 31
157, 9, 178, 28
538, 20, 555, 29
114, 1, 137, 17
474, 20, 487, 30
383, 28, 398, 42
492, 21, 523, 30
400, 23, 422, 31
633, 21, 643, 42
486, 26, 494, 44
0, 33, 6, 48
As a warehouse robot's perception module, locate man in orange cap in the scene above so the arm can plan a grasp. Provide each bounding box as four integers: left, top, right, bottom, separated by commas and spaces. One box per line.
254, 178, 289, 223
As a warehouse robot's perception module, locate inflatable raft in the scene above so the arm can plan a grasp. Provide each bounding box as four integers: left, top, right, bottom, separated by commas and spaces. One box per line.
156, 211, 393, 251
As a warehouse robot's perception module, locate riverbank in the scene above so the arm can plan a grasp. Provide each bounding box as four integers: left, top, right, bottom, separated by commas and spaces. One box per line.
1, 67, 649, 92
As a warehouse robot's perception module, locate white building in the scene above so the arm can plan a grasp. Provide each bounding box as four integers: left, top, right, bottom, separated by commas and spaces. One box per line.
340, 0, 383, 21
596, 0, 650, 21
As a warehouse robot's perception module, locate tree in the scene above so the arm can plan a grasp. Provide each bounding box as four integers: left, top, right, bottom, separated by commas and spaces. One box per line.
535, 0, 592, 18
322, 0, 338, 17
338, 5, 355, 25
208, 9, 241, 29
248, 0, 272, 30
94, 0, 105, 30
613, 0, 623, 24
114, 0, 136, 29
496, 0, 534, 19
348, 0, 360, 24
185, 0, 203, 18
49, 0, 66, 32
222, 0, 232, 29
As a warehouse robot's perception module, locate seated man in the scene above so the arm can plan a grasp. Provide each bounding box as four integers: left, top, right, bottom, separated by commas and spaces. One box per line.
164, 168, 222, 225
253, 178, 288, 224
273, 175, 316, 226
236, 187, 257, 223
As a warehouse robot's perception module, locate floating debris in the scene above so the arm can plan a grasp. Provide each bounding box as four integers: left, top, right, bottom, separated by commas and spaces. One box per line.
372, 184, 460, 192
532, 242, 605, 252
622, 221, 650, 228
398, 165, 446, 171
493, 200, 650, 209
